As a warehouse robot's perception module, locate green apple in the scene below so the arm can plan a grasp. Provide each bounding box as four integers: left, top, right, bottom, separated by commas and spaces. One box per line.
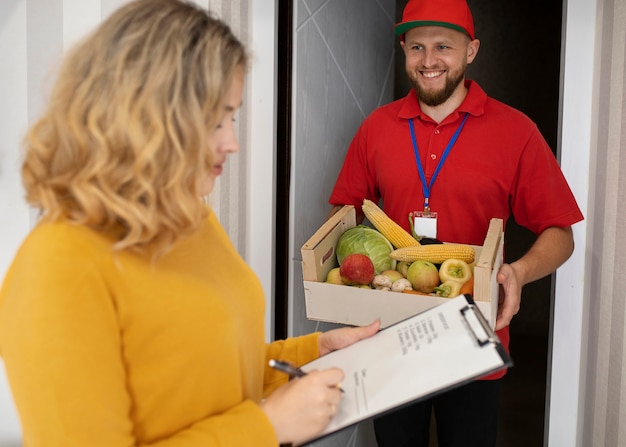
325, 267, 344, 285
406, 260, 440, 293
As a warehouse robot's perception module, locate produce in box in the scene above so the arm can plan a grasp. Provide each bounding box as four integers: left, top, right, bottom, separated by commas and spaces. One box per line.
339, 253, 375, 286
327, 201, 476, 297
336, 225, 396, 274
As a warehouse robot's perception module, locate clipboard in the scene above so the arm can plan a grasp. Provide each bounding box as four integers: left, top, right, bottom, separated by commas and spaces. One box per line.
298, 294, 513, 446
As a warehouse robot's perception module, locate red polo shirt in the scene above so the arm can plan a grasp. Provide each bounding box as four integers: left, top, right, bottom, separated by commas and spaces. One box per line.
330, 80, 584, 378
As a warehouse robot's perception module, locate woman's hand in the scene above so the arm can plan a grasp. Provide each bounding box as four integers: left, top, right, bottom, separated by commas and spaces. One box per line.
260, 320, 379, 444
318, 319, 380, 356
260, 368, 344, 445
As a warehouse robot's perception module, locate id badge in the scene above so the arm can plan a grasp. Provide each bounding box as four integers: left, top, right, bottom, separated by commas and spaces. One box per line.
413, 211, 438, 239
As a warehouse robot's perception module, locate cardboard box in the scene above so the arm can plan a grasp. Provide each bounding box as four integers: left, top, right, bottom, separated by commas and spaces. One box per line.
301, 205, 504, 329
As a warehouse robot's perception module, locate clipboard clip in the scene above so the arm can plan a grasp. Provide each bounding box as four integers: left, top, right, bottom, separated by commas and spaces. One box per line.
460, 304, 498, 347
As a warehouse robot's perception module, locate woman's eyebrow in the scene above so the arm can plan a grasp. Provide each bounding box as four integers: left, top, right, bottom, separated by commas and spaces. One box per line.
224, 101, 243, 112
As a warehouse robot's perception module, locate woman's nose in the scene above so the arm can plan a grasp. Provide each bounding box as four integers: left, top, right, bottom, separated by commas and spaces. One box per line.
221, 124, 240, 154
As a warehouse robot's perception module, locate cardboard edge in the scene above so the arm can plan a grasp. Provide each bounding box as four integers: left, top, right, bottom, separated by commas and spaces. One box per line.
301, 205, 356, 250
477, 218, 503, 269
473, 218, 504, 328
304, 280, 451, 329
301, 206, 356, 282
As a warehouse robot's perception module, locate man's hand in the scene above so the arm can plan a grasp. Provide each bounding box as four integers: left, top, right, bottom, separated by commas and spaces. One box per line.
495, 263, 522, 330
494, 226, 574, 331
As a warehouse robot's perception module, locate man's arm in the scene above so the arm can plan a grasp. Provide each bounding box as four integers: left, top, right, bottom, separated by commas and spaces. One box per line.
495, 226, 575, 330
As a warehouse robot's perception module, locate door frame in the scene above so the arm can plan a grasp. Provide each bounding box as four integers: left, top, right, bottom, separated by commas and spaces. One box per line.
546, 0, 594, 445
247, 1, 594, 445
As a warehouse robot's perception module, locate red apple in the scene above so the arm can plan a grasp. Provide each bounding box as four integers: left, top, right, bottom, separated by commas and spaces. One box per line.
339, 253, 375, 286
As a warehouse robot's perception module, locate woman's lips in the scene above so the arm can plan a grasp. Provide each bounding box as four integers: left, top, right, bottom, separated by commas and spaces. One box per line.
212, 164, 223, 176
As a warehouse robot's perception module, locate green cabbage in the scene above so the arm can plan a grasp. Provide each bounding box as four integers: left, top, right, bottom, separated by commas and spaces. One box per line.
336, 225, 396, 274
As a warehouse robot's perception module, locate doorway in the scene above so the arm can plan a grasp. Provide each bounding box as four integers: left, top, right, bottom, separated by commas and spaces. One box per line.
277, 0, 565, 444
393, 0, 564, 445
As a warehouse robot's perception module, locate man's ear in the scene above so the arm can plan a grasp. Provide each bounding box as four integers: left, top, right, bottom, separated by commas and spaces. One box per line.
467, 38, 480, 64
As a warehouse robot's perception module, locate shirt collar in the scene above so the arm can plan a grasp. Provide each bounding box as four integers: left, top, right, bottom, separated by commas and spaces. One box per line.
398, 80, 487, 124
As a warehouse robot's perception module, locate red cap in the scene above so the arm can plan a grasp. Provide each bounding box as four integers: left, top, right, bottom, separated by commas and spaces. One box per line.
395, 0, 475, 40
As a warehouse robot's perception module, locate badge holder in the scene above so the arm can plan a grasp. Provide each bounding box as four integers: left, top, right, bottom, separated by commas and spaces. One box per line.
413, 207, 438, 239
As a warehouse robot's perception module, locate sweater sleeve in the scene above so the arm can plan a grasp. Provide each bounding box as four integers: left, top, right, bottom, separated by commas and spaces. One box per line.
262, 333, 321, 397
0, 233, 138, 446
0, 229, 279, 447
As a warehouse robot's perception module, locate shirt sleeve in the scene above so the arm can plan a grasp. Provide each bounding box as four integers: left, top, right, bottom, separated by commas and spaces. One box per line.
509, 127, 584, 234
329, 120, 380, 211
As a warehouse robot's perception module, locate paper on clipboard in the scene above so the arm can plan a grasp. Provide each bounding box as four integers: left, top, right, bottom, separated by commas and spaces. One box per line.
297, 294, 512, 446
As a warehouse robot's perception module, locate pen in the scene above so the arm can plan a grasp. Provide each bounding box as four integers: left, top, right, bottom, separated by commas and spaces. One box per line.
268, 359, 344, 393
268, 359, 306, 377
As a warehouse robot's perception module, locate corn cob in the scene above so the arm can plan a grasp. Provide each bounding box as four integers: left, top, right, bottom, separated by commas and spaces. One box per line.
389, 244, 475, 264
361, 199, 420, 248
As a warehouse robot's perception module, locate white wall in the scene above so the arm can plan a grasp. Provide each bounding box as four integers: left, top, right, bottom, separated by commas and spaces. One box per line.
0, 0, 33, 443
548, 0, 595, 445
0, 1, 30, 307
247, 0, 278, 344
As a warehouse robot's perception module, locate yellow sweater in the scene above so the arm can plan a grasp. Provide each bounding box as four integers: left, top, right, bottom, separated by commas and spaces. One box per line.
0, 210, 320, 446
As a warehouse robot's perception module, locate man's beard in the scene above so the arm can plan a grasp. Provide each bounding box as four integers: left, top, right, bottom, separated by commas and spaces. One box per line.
408, 64, 466, 107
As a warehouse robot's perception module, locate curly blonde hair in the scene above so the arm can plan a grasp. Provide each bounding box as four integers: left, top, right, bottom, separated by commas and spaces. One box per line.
22, 0, 248, 258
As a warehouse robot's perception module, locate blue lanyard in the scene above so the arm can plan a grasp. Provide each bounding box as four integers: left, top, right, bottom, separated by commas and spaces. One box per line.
409, 113, 469, 214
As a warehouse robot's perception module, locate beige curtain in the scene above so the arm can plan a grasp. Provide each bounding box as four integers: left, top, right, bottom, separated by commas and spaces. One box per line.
583, 0, 626, 445
204, 0, 250, 255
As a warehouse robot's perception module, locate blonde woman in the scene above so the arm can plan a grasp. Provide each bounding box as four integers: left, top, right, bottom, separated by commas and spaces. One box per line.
0, 0, 379, 445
